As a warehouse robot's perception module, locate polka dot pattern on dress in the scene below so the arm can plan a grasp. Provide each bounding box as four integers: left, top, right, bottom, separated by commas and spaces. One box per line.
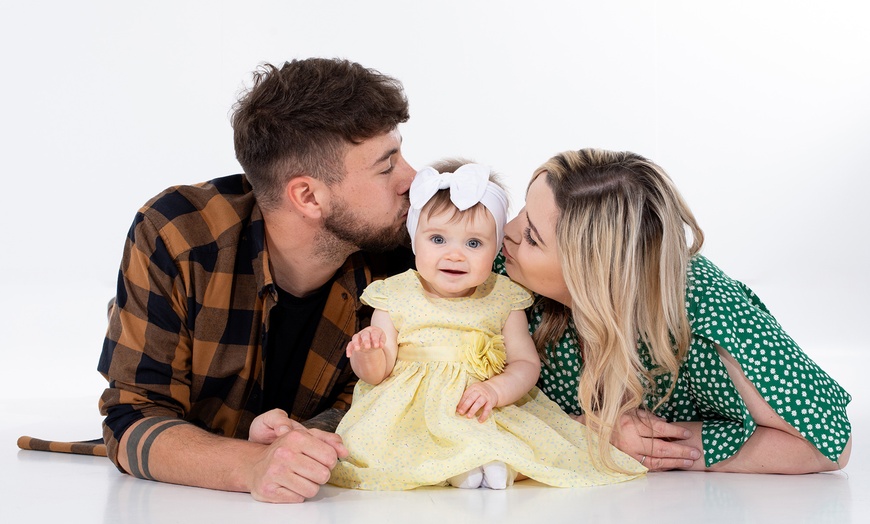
496, 254, 852, 467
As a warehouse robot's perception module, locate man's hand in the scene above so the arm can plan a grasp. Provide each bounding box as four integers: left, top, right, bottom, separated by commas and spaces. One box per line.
346, 326, 386, 357
247, 414, 349, 503
456, 382, 499, 423
572, 409, 700, 471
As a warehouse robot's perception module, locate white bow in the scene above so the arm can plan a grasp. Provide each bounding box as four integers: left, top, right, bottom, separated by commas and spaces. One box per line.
406, 164, 509, 254
409, 164, 493, 212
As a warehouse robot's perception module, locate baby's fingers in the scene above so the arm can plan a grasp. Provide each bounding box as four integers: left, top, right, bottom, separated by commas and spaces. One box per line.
359, 329, 384, 349
455, 391, 479, 417
356, 331, 373, 349
475, 402, 493, 423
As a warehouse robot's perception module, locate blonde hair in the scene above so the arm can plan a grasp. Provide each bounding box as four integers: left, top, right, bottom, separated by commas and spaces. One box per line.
535, 148, 704, 471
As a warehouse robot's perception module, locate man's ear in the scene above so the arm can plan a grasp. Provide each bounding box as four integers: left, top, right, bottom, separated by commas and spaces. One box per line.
285, 176, 327, 219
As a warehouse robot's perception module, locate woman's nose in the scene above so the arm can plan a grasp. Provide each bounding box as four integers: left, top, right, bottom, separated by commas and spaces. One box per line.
503, 216, 520, 244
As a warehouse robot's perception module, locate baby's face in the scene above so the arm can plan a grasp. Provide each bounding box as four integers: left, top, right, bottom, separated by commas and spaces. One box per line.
414, 206, 499, 298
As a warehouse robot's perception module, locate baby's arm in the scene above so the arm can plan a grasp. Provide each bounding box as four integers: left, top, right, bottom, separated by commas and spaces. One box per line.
456, 310, 541, 422
346, 308, 399, 385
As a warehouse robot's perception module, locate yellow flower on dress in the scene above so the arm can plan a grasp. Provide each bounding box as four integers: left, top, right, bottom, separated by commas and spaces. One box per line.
461, 331, 506, 381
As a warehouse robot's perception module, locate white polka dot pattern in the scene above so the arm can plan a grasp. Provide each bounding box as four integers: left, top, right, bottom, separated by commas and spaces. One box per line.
496, 254, 852, 467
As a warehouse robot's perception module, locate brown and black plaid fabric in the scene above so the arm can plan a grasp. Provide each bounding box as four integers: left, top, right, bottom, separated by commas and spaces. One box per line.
96, 174, 412, 467
17, 436, 107, 456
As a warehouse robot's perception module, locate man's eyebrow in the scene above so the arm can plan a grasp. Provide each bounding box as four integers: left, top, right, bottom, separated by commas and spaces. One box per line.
526, 212, 546, 247
371, 135, 402, 168
372, 147, 399, 167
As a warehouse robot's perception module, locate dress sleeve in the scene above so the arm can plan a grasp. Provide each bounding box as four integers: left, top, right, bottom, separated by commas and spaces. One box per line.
360, 277, 392, 311
509, 283, 534, 310
493, 273, 533, 310
679, 257, 852, 466
97, 211, 195, 467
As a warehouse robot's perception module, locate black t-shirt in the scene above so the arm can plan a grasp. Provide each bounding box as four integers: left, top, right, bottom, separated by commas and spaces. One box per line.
261, 282, 332, 414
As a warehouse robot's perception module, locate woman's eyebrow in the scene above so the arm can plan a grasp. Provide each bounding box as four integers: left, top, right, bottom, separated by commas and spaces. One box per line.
526, 212, 546, 247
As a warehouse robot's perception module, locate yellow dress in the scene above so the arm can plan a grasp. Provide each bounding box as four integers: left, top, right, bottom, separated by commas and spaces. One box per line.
329, 270, 646, 490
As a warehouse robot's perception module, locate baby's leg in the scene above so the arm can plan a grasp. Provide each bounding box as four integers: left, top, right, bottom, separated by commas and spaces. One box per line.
480, 461, 516, 490
447, 467, 484, 489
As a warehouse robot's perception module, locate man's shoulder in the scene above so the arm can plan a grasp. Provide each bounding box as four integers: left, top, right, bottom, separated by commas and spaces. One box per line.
135, 174, 260, 254
141, 174, 253, 218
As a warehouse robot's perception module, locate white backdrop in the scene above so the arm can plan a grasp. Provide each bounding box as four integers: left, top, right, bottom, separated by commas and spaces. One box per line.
1, 1, 867, 401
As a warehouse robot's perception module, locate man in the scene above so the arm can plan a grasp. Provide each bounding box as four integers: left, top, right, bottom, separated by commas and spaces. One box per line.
96, 58, 415, 503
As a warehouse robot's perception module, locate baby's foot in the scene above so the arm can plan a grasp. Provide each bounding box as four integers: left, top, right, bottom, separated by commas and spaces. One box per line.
481, 461, 516, 490
448, 467, 484, 489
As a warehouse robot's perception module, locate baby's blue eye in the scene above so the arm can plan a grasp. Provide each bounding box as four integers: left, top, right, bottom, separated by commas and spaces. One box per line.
430, 235, 445, 244
467, 239, 482, 249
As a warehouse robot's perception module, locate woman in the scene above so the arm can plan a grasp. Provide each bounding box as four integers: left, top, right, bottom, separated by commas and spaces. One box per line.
499, 148, 852, 473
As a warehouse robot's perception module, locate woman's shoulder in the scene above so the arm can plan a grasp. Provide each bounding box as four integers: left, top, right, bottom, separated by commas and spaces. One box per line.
685, 255, 765, 309
685, 255, 779, 346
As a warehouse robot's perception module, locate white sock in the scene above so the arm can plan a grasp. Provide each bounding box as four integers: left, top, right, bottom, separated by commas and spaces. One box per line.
448, 467, 484, 489
480, 461, 515, 490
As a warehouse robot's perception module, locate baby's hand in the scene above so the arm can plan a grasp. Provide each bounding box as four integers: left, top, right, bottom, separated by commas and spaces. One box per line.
346, 326, 387, 357
248, 408, 300, 444
456, 382, 500, 423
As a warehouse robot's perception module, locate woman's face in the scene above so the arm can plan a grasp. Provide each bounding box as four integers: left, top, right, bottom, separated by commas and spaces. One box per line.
502, 174, 572, 306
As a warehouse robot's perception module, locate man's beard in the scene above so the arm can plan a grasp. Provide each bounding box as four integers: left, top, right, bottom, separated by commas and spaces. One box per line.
318, 196, 409, 258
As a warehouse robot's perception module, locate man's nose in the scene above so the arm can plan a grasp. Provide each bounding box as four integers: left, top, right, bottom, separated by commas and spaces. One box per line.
395, 157, 415, 195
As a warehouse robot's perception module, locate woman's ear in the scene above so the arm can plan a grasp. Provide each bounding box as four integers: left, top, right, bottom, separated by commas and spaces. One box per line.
285, 176, 326, 219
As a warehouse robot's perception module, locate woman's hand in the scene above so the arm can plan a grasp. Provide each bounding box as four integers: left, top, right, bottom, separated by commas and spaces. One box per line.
573, 409, 701, 471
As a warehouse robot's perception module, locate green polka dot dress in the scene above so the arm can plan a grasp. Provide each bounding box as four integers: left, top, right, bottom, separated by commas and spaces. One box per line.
494, 254, 852, 467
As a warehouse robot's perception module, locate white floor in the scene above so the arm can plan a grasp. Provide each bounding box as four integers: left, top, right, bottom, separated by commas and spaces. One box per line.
3, 347, 865, 524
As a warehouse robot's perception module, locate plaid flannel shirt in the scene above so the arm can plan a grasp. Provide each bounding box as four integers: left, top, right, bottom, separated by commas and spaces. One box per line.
97, 174, 411, 466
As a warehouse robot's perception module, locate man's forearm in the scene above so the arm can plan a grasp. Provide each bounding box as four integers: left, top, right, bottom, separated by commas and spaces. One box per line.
118, 417, 263, 492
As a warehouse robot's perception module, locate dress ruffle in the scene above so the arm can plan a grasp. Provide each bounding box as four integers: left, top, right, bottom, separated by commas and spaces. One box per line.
462, 332, 506, 381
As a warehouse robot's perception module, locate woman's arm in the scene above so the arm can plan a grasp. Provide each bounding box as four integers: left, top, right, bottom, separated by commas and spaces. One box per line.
666, 346, 851, 474
456, 310, 541, 422
600, 344, 852, 473
346, 309, 399, 385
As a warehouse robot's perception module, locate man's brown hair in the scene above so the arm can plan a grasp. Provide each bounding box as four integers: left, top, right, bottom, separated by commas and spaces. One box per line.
232, 58, 410, 209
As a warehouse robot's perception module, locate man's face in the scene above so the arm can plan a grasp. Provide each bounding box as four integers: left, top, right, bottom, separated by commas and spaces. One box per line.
322, 128, 415, 252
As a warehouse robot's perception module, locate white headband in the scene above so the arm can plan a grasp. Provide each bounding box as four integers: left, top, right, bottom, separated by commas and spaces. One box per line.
406, 163, 509, 254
